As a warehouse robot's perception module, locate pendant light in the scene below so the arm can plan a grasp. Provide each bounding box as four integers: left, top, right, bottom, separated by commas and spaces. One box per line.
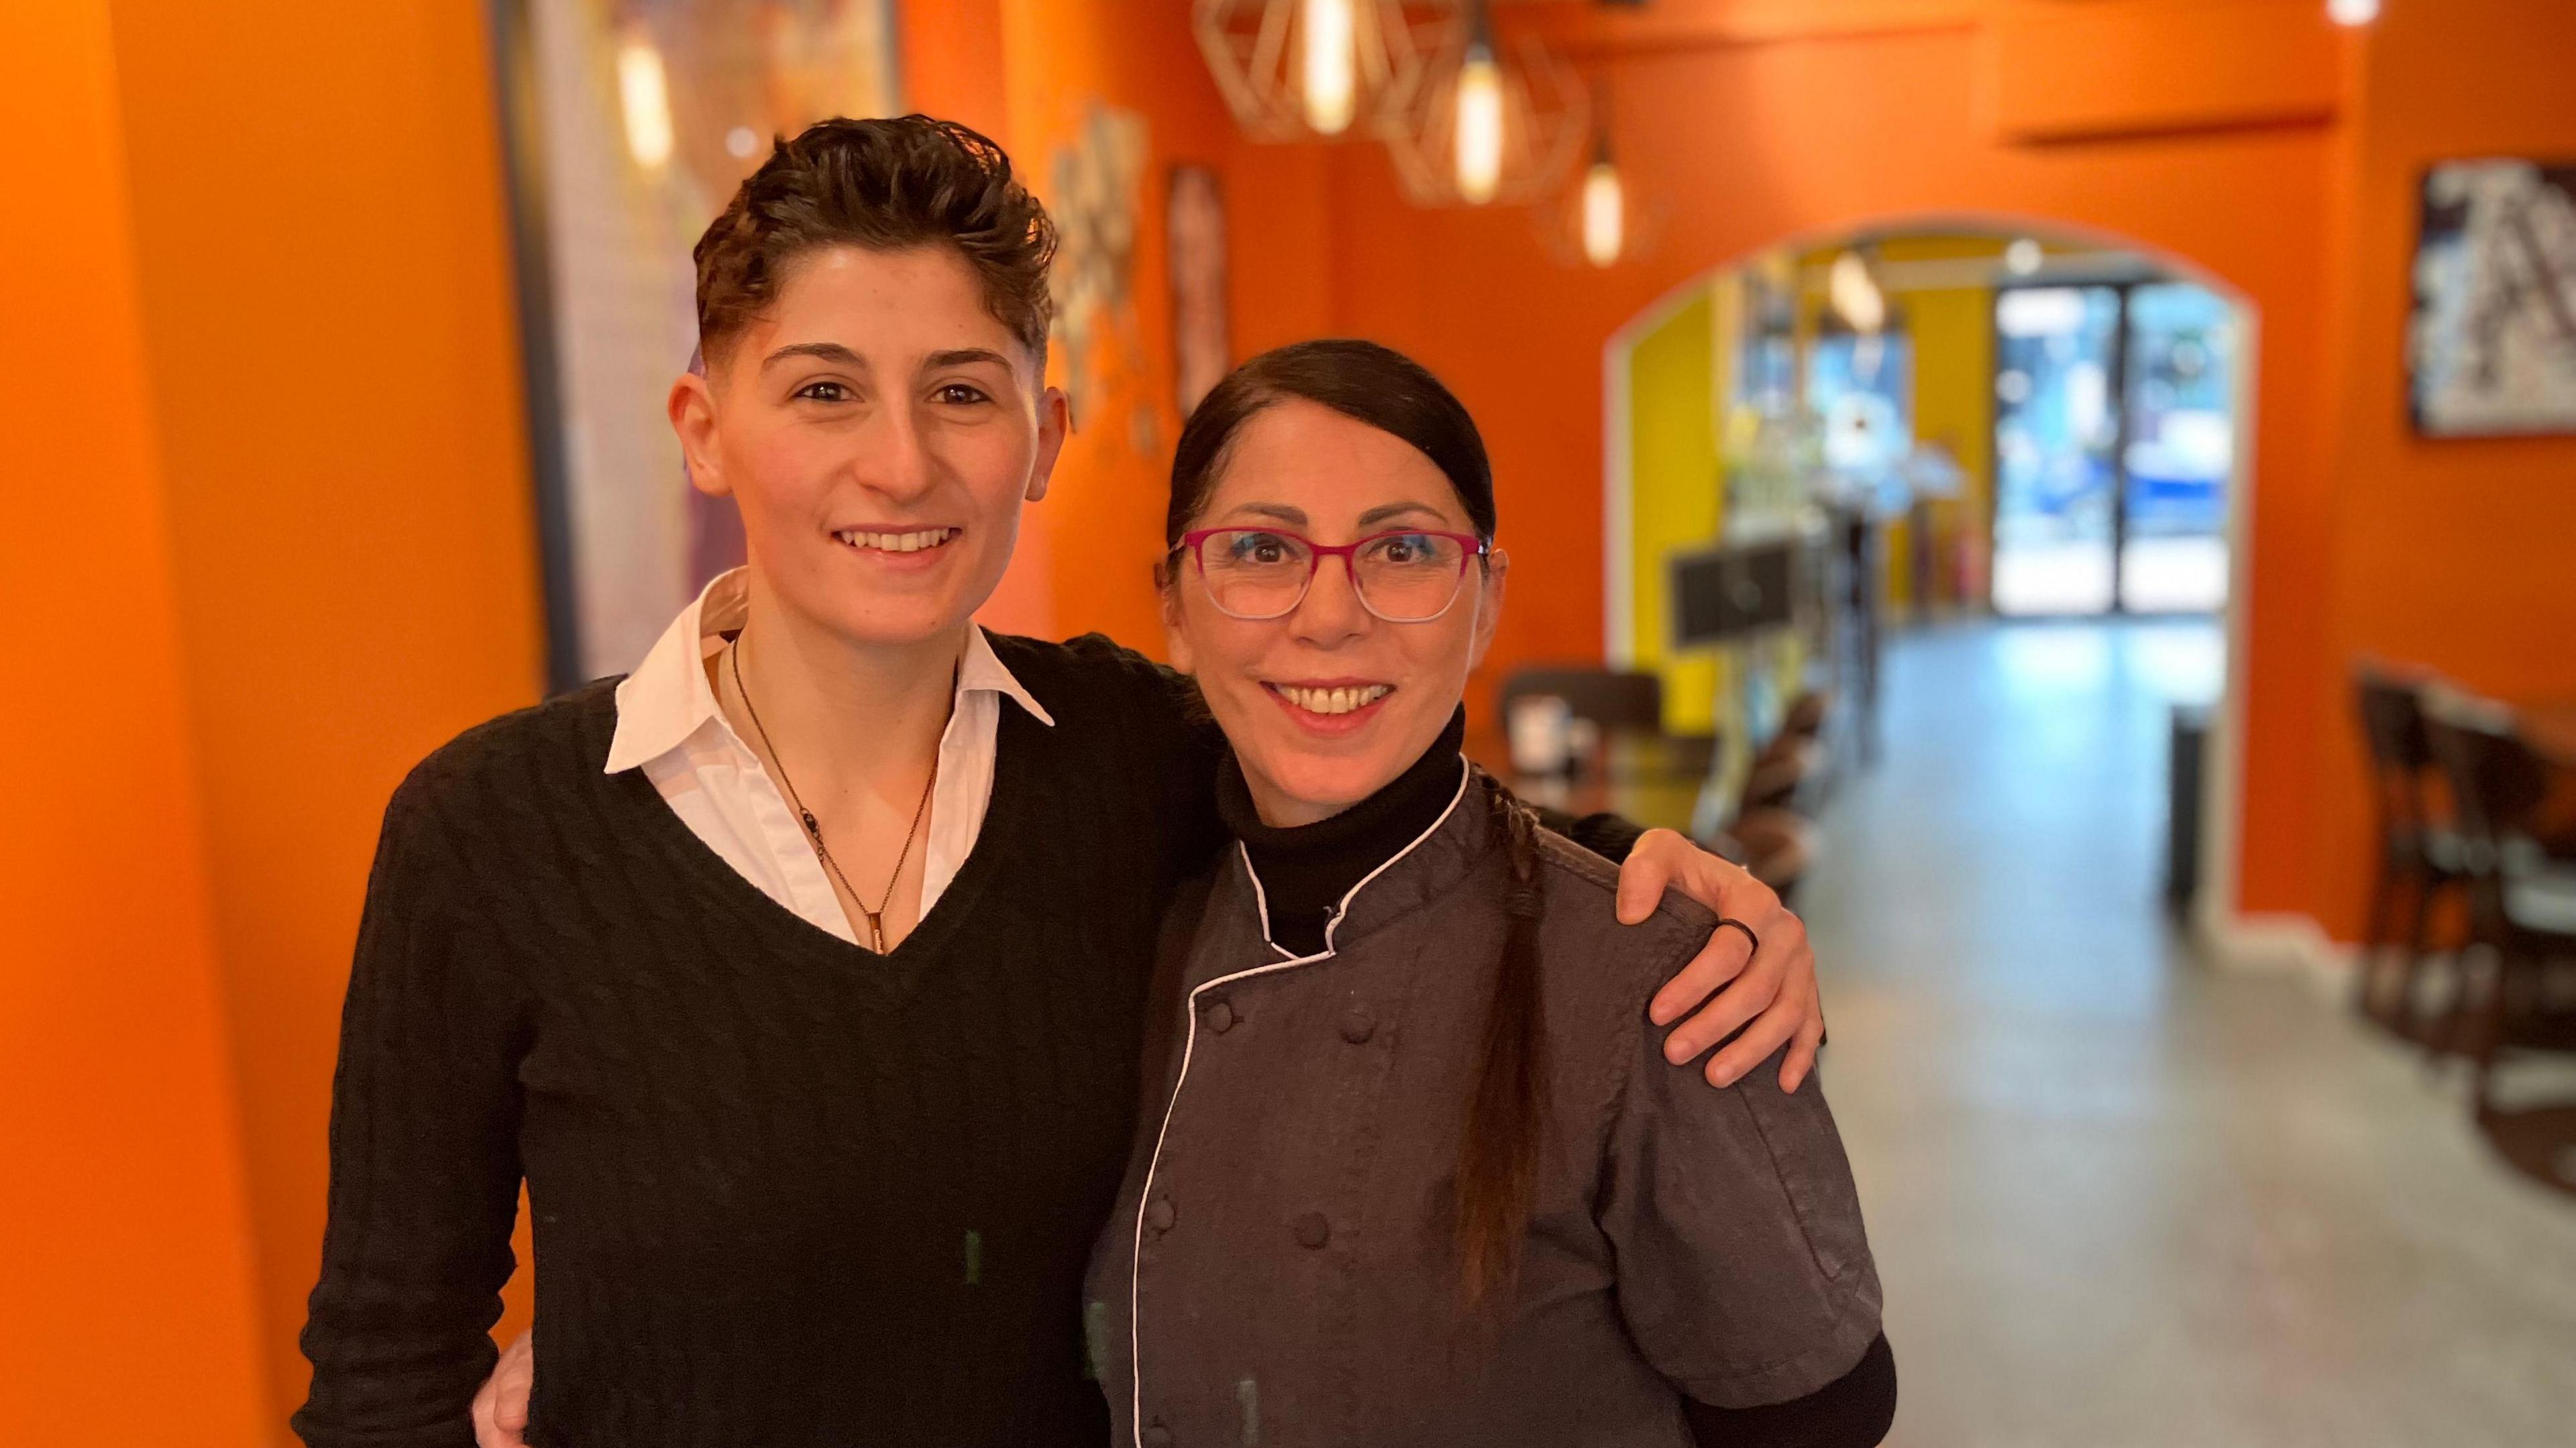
2326, 0, 2379, 25
1580, 144, 1624, 266
1829, 249, 1888, 335
1452, 4, 1505, 203
1378, 0, 1586, 209
617, 25, 675, 170
1302, 0, 1359, 133
1538, 105, 1658, 271
1195, 0, 1452, 144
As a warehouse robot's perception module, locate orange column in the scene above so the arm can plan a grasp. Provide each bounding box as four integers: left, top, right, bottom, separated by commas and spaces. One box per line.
107, 0, 547, 1416
900, 0, 1012, 144
0, 2, 270, 1441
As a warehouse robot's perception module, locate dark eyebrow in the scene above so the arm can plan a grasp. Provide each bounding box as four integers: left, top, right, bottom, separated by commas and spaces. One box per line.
1357, 502, 1452, 530
1226, 502, 1309, 526
761, 341, 866, 372
924, 347, 1016, 372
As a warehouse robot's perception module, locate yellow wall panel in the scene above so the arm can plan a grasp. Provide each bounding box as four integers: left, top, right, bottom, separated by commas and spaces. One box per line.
1624, 287, 1725, 732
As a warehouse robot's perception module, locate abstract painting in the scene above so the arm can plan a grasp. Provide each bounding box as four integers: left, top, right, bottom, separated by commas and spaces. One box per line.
2411, 159, 2576, 438
1167, 164, 1232, 418
1048, 103, 1155, 456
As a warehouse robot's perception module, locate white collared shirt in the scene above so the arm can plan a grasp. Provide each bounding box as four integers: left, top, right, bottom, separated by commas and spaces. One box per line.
602, 567, 1054, 945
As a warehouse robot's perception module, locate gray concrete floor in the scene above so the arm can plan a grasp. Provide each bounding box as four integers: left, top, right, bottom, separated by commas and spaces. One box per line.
1801, 618, 2576, 1448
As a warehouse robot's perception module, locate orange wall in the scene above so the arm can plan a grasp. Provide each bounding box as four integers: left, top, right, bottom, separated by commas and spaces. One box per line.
1317, 11, 2339, 902
107, 0, 546, 1421
2307, 0, 2576, 940
0, 2, 270, 1440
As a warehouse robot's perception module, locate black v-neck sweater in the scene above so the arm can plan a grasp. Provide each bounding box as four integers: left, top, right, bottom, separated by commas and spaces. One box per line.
294, 636, 1230, 1448
293, 634, 1657, 1448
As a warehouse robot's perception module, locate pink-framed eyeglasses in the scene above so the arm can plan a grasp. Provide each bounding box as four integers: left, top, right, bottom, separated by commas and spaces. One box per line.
1175, 526, 1491, 622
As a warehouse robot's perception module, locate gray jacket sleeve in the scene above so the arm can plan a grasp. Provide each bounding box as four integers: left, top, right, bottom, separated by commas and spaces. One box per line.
1597, 1031, 1884, 1409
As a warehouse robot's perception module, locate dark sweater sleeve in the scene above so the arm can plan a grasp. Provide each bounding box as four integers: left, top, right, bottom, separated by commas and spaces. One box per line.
293, 770, 532, 1447
1683, 1331, 1896, 1447
1053, 634, 1233, 886
1541, 807, 1646, 862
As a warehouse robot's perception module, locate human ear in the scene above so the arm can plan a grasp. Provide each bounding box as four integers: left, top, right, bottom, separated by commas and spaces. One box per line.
1025, 385, 1070, 504
1159, 564, 1198, 675
1467, 549, 1509, 671
669, 372, 729, 498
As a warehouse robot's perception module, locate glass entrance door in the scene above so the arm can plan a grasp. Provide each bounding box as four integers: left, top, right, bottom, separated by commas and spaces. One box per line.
2117, 284, 2235, 613
1992, 286, 2123, 615
1991, 282, 2237, 616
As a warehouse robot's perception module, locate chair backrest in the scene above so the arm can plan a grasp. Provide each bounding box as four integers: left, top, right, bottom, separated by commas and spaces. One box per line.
1779, 688, 1833, 741
2419, 686, 2549, 860
2353, 663, 2440, 834
1496, 667, 1665, 734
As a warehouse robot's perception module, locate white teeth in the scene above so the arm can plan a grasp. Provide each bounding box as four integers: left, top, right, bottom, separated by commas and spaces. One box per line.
1279, 684, 1391, 716
835, 528, 953, 552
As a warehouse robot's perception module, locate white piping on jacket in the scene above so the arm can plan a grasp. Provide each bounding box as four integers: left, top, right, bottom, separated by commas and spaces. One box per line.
1125, 757, 1471, 1445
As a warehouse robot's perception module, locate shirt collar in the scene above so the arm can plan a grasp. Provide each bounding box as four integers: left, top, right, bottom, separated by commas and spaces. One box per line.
957, 608, 1056, 730
603, 567, 1054, 775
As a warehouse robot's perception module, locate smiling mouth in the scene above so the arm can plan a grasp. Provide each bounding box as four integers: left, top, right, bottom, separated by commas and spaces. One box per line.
832, 526, 959, 554
1267, 683, 1394, 716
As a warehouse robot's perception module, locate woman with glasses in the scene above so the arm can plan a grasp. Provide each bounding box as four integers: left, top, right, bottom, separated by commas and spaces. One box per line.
315, 117, 1834, 1448
1085, 341, 1894, 1448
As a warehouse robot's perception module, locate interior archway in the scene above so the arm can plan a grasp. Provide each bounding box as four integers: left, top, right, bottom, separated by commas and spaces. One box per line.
1601, 218, 2258, 928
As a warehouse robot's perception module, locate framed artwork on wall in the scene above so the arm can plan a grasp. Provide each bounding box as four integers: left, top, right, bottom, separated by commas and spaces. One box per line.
2409, 158, 2576, 439
488, 0, 899, 689
1167, 164, 1232, 419
1049, 103, 1154, 455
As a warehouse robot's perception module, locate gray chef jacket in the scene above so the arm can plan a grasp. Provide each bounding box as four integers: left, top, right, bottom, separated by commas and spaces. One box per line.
1084, 764, 1883, 1447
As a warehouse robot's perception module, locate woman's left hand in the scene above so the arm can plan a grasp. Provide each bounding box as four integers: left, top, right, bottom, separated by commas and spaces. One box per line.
1613, 828, 1825, 1092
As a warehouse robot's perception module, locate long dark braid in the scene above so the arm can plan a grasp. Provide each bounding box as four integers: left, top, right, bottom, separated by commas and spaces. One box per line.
1457, 766, 1550, 1308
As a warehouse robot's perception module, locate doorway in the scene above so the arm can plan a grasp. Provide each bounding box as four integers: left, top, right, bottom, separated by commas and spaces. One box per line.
1602, 224, 2257, 926
1992, 280, 2240, 616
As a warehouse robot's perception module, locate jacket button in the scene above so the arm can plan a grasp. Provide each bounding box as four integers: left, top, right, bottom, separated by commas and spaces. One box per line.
1202, 999, 1235, 1033
1143, 1422, 1173, 1447
1146, 1197, 1175, 1233
1339, 1007, 1375, 1044
1293, 1211, 1332, 1249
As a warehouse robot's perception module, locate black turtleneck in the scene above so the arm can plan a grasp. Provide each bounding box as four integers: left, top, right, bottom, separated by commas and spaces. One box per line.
1211, 708, 1897, 1448
1218, 709, 1468, 956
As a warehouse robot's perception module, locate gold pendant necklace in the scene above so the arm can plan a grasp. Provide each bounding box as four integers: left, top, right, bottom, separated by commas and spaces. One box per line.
728, 634, 939, 953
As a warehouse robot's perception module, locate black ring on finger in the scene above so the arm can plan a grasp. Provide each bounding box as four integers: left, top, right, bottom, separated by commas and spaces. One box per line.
1713, 917, 1760, 958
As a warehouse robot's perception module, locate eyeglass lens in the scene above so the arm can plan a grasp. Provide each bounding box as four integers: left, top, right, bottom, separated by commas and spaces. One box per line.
1197, 529, 1469, 622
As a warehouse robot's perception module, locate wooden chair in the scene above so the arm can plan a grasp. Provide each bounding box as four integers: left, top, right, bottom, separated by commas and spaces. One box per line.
1740, 736, 1825, 814
1777, 687, 1834, 746
1727, 806, 1819, 906
1741, 689, 1835, 816
2351, 664, 2468, 1036
2419, 687, 2576, 1107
